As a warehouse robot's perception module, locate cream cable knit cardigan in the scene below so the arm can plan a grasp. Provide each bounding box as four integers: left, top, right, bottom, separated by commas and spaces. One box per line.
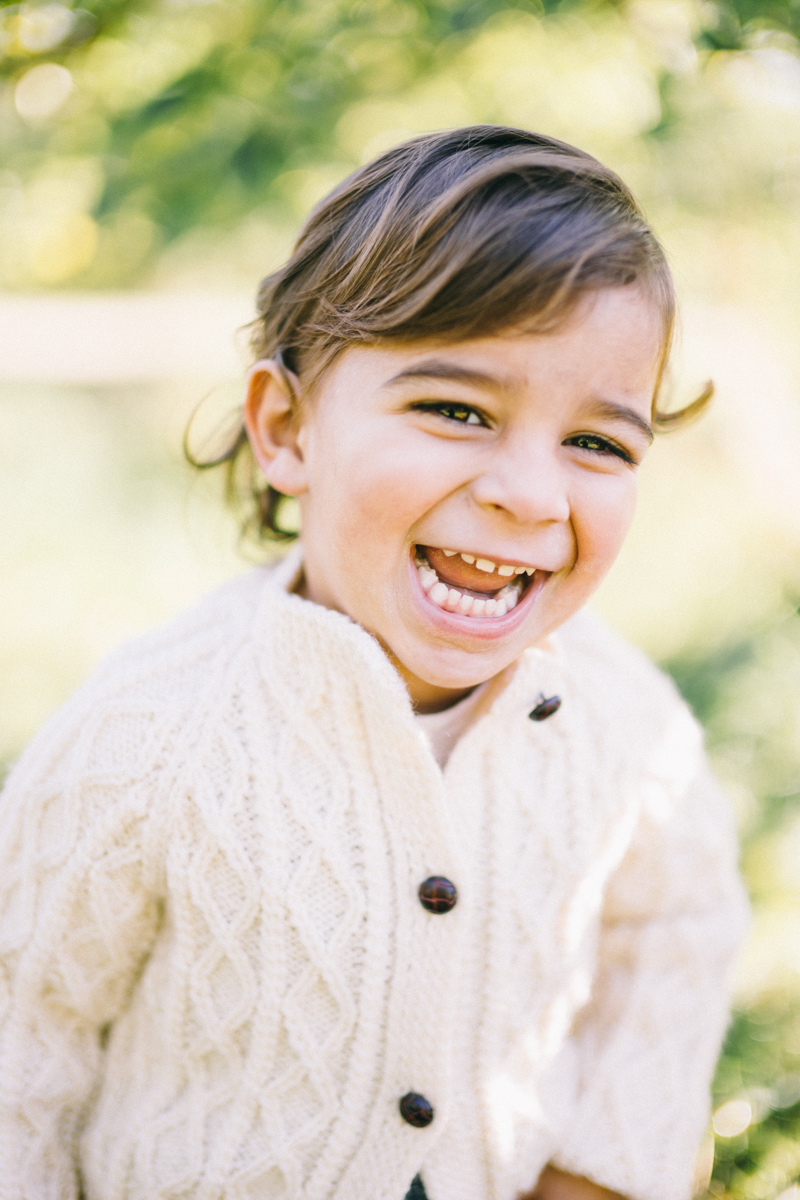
0, 550, 747, 1200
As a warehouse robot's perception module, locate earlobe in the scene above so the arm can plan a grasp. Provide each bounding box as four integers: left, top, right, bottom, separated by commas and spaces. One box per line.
243, 359, 309, 496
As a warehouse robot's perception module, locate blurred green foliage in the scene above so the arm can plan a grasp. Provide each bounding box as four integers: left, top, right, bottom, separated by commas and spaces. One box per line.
0, 0, 576, 284
1, 0, 532, 237
2, 0, 800, 289
700, 0, 800, 51
666, 605, 800, 1198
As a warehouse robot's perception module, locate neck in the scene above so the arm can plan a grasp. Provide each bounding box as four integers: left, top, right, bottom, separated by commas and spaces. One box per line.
381, 646, 477, 714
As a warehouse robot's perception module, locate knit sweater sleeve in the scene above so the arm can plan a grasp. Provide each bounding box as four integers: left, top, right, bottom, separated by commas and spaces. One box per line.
0, 688, 164, 1200
550, 704, 749, 1200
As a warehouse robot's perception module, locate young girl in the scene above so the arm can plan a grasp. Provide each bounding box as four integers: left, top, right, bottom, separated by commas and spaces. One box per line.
0, 126, 747, 1200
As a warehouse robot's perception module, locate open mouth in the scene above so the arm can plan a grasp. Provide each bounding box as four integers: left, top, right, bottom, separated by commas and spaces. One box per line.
414, 545, 545, 619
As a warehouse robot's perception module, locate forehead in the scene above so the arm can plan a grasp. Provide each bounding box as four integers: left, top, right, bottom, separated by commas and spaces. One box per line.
317, 286, 664, 405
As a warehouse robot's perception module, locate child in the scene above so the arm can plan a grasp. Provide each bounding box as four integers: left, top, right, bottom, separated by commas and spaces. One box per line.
0, 126, 747, 1200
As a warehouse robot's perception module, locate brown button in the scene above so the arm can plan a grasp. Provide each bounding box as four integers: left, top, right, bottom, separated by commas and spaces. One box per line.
399, 1092, 434, 1127
418, 876, 457, 914
529, 695, 561, 722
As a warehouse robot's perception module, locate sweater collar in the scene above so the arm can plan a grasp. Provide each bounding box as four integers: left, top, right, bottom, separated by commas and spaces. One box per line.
254, 542, 568, 731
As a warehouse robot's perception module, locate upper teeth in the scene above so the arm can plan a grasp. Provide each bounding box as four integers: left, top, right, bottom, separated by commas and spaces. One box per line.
415, 548, 539, 621
442, 550, 535, 576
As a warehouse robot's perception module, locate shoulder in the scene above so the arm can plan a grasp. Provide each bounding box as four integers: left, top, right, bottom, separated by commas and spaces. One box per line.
550, 607, 700, 764
544, 615, 742, 888
555, 606, 682, 703
552, 617, 747, 922
100, 566, 270, 684
74, 565, 272, 716
3, 566, 280, 797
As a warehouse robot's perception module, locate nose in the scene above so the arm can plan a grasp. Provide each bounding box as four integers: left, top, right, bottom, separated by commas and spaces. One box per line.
469, 437, 571, 528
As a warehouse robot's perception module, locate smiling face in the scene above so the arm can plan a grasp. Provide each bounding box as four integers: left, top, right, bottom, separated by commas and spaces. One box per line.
245, 286, 663, 711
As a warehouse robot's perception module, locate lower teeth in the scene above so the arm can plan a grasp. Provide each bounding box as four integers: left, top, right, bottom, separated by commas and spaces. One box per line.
415, 555, 525, 618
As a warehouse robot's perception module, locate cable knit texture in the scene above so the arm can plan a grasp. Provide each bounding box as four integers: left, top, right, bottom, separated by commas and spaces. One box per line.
0, 550, 747, 1200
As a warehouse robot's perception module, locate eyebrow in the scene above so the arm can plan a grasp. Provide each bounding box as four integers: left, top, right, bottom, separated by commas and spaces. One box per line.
383, 358, 655, 442
382, 359, 508, 392
587, 399, 654, 443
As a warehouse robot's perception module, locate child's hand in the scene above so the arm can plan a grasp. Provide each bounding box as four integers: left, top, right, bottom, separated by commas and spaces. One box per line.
520, 1164, 628, 1200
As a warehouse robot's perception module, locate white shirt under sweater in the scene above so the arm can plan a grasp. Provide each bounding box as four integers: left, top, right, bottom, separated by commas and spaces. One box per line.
414, 684, 488, 769
0, 547, 748, 1200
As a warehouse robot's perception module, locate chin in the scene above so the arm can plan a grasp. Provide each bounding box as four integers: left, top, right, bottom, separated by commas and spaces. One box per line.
392, 636, 517, 691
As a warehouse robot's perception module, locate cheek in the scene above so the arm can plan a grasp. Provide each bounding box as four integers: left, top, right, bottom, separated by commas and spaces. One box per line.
301, 434, 431, 559
312, 426, 455, 539
574, 476, 638, 569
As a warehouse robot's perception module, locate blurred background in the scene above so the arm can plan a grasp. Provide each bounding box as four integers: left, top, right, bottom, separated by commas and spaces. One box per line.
1, 0, 799, 1194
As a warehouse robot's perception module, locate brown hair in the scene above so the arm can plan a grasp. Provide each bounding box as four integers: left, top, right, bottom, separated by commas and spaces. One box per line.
188, 124, 711, 542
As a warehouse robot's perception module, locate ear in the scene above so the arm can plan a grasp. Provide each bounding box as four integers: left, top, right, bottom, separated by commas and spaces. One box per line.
243, 359, 308, 496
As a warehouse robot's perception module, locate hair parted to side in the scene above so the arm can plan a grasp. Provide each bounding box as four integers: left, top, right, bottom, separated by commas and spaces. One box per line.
187, 124, 711, 542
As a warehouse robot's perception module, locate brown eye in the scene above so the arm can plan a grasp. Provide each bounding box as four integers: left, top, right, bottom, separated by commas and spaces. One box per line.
413, 402, 486, 426
444, 405, 481, 424
565, 434, 634, 464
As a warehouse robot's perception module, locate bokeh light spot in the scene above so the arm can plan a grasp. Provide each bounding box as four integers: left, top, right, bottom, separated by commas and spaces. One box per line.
31, 212, 98, 284
15, 63, 73, 121
18, 4, 74, 53
713, 1098, 752, 1137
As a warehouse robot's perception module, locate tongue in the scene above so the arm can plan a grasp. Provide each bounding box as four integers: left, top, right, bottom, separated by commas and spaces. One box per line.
423, 546, 504, 594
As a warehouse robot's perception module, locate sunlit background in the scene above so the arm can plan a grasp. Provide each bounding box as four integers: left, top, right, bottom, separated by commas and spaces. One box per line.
1, 0, 800, 1194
